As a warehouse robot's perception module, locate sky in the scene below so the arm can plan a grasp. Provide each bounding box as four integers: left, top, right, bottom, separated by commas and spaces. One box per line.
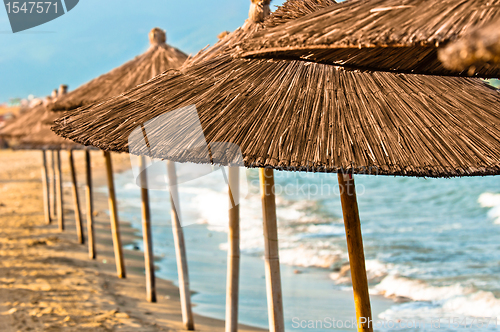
0, 0, 287, 103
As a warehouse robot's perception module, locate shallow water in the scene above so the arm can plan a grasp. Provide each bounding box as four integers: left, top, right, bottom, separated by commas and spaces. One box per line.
112, 163, 500, 331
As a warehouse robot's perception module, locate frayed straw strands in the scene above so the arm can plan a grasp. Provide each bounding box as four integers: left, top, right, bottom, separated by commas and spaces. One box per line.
17, 107, 83, 150
264, 0, 337, 28
0, 103, 46, 139
439, 20, 500, 74
0, 98, 81, 149
53, 53, 500, 178
239, 0, 500, 78
49, 28, 188, 112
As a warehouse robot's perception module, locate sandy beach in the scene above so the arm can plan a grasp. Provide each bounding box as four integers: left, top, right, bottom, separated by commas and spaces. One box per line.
0, 149, 264, 331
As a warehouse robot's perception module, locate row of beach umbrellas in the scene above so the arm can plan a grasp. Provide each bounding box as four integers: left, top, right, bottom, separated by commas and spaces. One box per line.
2, 0, 500, 331
1, 27, 196, 329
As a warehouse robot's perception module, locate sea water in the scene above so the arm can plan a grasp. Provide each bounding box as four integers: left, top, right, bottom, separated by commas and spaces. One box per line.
110, 163, 500, 331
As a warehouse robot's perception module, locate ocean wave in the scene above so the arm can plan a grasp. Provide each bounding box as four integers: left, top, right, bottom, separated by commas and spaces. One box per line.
376, 275, 500, 319
375, 275, 468, 302
280, 246, 344, 269
329, 259, 391, 285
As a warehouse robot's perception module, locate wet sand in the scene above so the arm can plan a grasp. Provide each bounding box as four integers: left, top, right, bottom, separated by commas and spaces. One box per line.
0, 149, 264, 331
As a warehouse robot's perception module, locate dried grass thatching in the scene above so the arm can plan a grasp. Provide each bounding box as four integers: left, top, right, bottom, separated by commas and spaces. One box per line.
0, 95, 82, 150
265, 0, 336, 27
0, 104, 46, 139
239, 0, 500, 78
439, 20, 500, 74
48, 28, 188, 112
181, 0, 277, 69
17, 107, 82, 150
53, 0, 500, 178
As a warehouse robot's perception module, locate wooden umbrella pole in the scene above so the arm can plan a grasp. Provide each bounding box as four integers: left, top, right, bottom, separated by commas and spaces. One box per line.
68, 150, 84, 244
41, 150, 51, 225
226, 166, 240, 332
85, 150, 96, 259
337, 173, 373, 332
55, 150, 64, 231
103, 151, 126, 278
51, 150, 57, 219
259, 168, 284, 332
139, 156, 156, 302
166, 161, 194, 330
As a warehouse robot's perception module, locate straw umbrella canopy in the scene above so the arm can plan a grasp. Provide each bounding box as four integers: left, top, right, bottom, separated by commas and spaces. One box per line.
238, 0, 500, 78
52, 1, 500, 331
52, 56, 500, 177
0, 87, 59, 142
49, 28, 187, 112
439, 20, 500, 74
18, 107, 83, 150
0, 103, 47, 140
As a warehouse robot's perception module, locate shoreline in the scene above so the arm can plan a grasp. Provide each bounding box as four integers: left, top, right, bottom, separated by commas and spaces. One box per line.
0, 149, 264, 331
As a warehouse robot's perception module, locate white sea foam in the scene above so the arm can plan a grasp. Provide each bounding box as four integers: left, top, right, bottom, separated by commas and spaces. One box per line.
376, 274, 500, 320
178, 171, 348, 269
329, 259, 391, 285
280, 246, 344, 268
478, 193, 500, 208
184, 179, 500, 321
478, 193, 500, 224
115, 170, 500, 322
375, 275, 468, 302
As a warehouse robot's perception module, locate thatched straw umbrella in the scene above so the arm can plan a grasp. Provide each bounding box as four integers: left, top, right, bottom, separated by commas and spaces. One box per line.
16, 87, 86, 246
439, 20, 500, 75
48, 29, 187, 112
0, 103, 47, 141
52, 1, 500, 331
49, 28, 189, 304
238, 0, 500, 78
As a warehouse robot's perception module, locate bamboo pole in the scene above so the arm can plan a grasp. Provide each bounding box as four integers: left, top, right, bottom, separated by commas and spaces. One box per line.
41, 150, 51, 225
166, 161, 194, 330
103, 151, 126, 279
55, 150, 64, 231
226, 167, 240, 332
85, 150, 95, 259
259, 168, 284, 332
338, 173, 373, 332
51, 150, 57, 220
68, 150, 84, 244
139, 156, 156, 302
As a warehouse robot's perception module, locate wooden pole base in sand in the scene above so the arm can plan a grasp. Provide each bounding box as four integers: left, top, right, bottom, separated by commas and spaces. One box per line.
139, 156, 156, 303
103, 151, 126, 279
41, 150, 51, 225
51, 150, 57, 220
85, 150, 96, 259
226, 166, 240, 332
338, 173, 373, 332
259, 168, 285, 332
55, 150, 64, 232
68, 150, 84, 244
166, 161, 194, 331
